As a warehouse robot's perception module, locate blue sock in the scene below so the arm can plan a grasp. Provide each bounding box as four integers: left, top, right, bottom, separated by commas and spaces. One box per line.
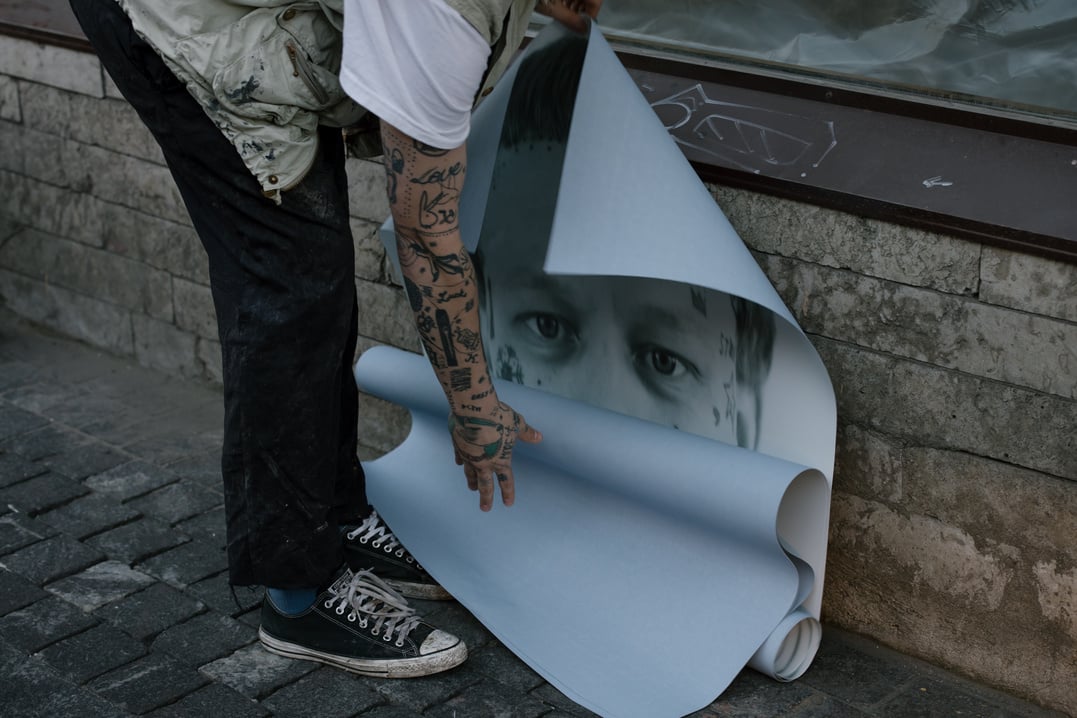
266, 587, 317, 616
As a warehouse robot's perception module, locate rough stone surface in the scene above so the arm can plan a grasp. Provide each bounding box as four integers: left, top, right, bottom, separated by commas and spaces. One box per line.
352, 216, 389, 282
184, 573, 263, 617
0, 594, 97, 652
137, 539, 227, 587
0, 74, 18, 122
172, 277, 217, 340
46, 560, 156, 612
430, 679, 553, 717
0, 471, 88, 515
0, 566, 48, 615
87, 651, 209, 714
262, 667, 384, 717
0, 267, 135, 355
0, 227, 174, 320
0, 37, 103, 96
0, 642, 128, 718
981, 247, 1077, 323
86, 518, 190, 567
0, 511, 54, 555
0, 421, 85, 460
40, 440, 128, 481
144, 682, 269, 718
711, 185, 982, 296
346, 156, 391, 223
36, 492, 140, 540
200, 642, 316, 699
357, 390, 411, 458
126, 481, 222, 526
19, 81, 163, 163
763, 255, 1077, 399
132, 313, 200, 380
84, 460, 178, 500
195, 336, 223, 383
37, 622, 146, 684
151, 611, 256, 667
817, 338, 1076, 480
61, 139, 188, 224
2, 534, 104, 584
356, 279, 421, 352
174, 505, 225, 548
96, 582, 205, 640
0, 402, 51, 443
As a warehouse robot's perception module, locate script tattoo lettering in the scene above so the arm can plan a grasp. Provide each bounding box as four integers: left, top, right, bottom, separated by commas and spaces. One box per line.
419, 189, 459, 228
411, 163, 463, 186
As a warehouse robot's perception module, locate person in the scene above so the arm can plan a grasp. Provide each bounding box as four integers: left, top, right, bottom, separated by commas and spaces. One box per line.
68, 0, 600, 679
474, 30, 775, 450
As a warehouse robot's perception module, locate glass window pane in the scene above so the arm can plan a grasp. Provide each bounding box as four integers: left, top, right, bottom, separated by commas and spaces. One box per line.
597, 0, 1077, 121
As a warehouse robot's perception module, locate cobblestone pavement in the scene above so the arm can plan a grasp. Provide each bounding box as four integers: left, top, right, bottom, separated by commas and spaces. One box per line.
0, 309, 1064, 718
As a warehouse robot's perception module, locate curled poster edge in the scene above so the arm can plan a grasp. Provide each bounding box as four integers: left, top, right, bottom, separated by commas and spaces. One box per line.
355, 346, 831, 714
360, 18, 837, 717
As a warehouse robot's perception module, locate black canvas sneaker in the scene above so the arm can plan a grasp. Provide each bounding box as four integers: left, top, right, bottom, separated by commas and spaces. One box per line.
343, 510, 452, 600
259, 568, 467, 678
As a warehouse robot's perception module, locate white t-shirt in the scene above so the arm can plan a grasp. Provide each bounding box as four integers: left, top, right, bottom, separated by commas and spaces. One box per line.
340, 0, 492, 149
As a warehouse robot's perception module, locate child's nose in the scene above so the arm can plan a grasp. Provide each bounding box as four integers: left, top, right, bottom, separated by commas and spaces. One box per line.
577, 351, 639, 417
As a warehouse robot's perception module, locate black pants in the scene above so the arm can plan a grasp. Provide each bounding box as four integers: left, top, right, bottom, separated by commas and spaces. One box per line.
71, 0, 370, 588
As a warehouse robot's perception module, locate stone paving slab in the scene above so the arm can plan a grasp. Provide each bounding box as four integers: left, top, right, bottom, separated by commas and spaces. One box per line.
0, 308, 1065, 718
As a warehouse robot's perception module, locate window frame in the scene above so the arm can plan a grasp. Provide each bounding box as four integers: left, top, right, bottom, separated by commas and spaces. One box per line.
4, 2, 1076, 264
609, 41, 1077, 265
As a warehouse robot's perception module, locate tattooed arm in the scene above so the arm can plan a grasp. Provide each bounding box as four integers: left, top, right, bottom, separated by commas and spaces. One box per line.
380, 121, 542, 512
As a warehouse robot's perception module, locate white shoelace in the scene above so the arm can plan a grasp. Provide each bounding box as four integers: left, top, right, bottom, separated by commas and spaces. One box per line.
346, 511, 414, 564
324, 569, 422, 647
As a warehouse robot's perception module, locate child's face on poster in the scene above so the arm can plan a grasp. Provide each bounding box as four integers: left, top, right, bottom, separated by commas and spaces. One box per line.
480, 217, 748, 446
477, 148, 770, 449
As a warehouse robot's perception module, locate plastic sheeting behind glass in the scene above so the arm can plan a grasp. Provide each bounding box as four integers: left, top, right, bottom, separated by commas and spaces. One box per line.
599, 0, 1077, 118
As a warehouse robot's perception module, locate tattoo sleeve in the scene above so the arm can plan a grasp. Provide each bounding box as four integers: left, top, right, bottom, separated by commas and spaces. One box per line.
381, 121, 497, 416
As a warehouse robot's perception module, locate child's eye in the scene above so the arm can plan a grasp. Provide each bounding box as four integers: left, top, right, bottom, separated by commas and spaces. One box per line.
524, 313, 569, 341
633, 344, 698, 385
534, 314, 561, 339
648, 348, 684, 377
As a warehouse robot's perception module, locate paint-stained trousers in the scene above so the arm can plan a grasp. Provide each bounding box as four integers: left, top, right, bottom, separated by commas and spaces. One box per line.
70, 0, 371, 588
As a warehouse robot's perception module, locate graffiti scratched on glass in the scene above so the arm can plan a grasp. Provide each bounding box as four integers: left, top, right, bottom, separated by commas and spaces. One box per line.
638, 79, 837, 177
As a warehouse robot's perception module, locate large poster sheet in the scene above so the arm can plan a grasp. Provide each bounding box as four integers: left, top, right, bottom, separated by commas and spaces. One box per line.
354, 21, 836, 718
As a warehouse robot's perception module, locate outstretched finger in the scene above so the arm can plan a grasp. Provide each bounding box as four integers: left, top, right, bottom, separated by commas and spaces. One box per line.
512, 411, 542, 444
461, 460, 479, 491
477, 471, 496, 512
497, 469, 515, 507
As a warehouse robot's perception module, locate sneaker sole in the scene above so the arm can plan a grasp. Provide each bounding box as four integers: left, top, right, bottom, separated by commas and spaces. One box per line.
383, 578, 454, 601
258, 627, 467, 678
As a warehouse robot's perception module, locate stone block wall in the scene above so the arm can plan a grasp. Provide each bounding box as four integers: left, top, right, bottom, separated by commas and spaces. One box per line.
2, 34, 1074, 714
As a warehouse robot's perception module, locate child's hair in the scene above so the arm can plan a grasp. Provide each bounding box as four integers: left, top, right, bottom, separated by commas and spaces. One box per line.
731, 297, 776, 449
477, 29, 589, 277
498, 30, 589, 150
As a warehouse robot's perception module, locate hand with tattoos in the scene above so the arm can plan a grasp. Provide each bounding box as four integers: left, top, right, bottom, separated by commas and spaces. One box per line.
380, 121, 542, 512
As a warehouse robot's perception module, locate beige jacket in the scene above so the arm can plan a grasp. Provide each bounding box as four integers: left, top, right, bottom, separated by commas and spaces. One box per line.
118, 0, 534, 202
